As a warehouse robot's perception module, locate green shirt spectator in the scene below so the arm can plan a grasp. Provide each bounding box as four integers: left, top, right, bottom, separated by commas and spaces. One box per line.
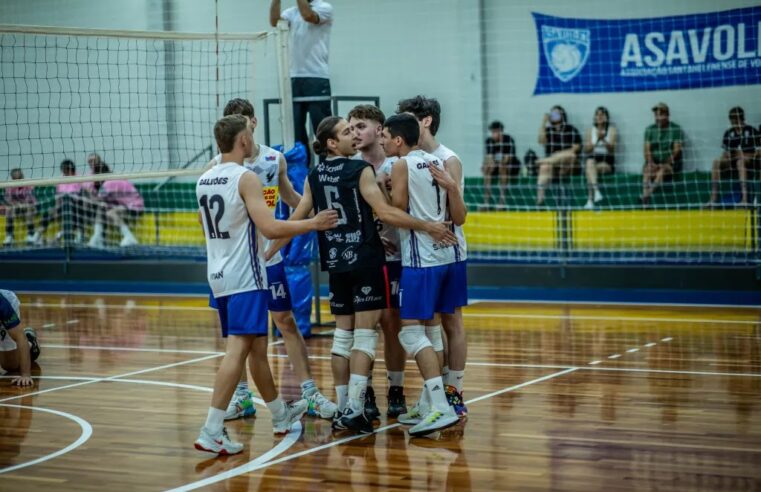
645, 121, 684, 167
641, 102, 683, 206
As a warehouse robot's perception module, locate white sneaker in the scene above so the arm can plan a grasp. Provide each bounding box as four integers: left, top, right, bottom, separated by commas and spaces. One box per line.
583, 200, 594, 210
3, 235, 13, 246
593, 189, 604, 203
88, 235, 104, 248
225, 391, 256, 420
194, 426, 244, 455
26, 231, 42, 245
74, 230, 83, 243
408, 406, 459, 437
398, 400, 428, 426
119, 235, 138, 247
55, 231, 64, 242
272, 399, 309, 435
306, 390, 339, 419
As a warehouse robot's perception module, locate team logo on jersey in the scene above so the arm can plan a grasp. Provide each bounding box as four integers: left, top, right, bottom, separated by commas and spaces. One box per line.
266, 170, 276, 182
329, 248, 338, 260
265, 155, 277, 161
541, 25, 590, 82
361, 286, 372, 295
342, 249, 355, 263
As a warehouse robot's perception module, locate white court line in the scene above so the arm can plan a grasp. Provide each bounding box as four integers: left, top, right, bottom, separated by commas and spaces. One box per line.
466, 297, 761, 311
0, 404, 93, 474
45, 344, 224, 356
608, 354, 621, 359
581, 366, 761, 378
168, 367, 577, 492
644, 342, 657, 348
627, 348, 640, 353
588, 360, 602, 365
42, 323, 56, 328
0, 353, 223, 403
65, 319, 79, 325
661, 337, 673, 342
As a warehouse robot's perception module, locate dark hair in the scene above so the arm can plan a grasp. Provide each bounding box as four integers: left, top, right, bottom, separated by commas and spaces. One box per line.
89, 156, 111, 175
347, 104, 385, 125
223, 98, 255, 119
10, 168, 22, 178
551, 105, 567, 124
594, 106, 609, 133
383, 113, 420, 147
729, 106, 744, 121
312, 116, 344, 158
488, 120, 504, 131
397, 95, 441, 136
60, 159, 76, 174
214, 114, 249, 153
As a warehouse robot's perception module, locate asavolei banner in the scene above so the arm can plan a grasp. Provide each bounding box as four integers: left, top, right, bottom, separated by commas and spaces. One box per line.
532, 6, 761, 95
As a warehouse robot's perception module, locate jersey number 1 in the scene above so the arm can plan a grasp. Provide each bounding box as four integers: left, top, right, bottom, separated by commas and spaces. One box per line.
199, 194, 230, 239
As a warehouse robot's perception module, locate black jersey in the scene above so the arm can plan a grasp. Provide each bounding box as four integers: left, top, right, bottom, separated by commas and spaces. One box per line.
308, 157, 385, 273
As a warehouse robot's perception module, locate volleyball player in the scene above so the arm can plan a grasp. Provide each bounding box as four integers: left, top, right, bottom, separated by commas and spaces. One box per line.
194, 114, 337, 455
0, 289, 40, 387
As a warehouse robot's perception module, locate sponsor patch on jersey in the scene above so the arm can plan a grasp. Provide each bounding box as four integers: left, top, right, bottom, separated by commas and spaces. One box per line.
262, 186, 279, 209
265, 155, 277, 161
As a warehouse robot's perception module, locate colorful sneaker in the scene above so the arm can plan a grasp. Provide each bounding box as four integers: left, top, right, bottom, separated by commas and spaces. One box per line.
386, 385, 407, 418
225, 391, 256, 420
445, 385, 468, 417
408, 406, 459, 437
331, 408, 348, 431
272, 399, 308, 435
398, 400, 427, 426
305, 390, 339, 419
24, 327, 40, 362
194, 426, 244, 455
337, 406, 374, 435
364, 385, 380, 421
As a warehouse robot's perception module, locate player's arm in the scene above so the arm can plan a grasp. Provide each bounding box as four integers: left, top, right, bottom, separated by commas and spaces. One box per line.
362, 166, 456, 244
239, 172, 335, 239
277, 154, 302, 209
7, 327, 33, 387
264, 179, 315, 260
269, 0, 284, 27
295, 0, 320, 24
430, 157, 467, 226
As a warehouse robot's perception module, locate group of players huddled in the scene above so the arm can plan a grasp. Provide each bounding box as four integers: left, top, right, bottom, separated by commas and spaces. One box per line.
194, 95, 469, 455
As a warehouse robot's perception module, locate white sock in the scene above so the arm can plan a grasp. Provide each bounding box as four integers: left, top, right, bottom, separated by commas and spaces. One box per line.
442, 365, 450, 385
265, 396, 286, 419
300, 378, 317, 398
424, 376, 450, 413
235, 381, 249, 394
387, 371, 404, 388
204, 407, 225, 435
92, 222, 104, 239
336, 385, 348, 411
119, 224, 135, 239
348, 374, 368, 412
450, 370, 465, 393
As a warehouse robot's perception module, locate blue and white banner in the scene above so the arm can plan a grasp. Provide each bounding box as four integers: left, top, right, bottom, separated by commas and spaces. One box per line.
533, 7, 761, 95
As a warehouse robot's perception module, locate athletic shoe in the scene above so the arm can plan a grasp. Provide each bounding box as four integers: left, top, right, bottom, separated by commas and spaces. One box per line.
26, 231, 41, 245
364, 385, 380, 421
386, 385, 407, 418
224, 390, 256, 421
331, 409, 348, 431
24, 327, 40, 362
583, 200, 594, 210
194, 426, 244, 455
119, 235, 139, 247
593, 189, 604, 203
305, 390, 338, 419
398, 401, 427, 426
272, 399, 308, 435
87, 235, 104, 248
337, 406, 374, 435
408, 407, 459, 437
3, 235, 14, 246
445, 385, 468, 417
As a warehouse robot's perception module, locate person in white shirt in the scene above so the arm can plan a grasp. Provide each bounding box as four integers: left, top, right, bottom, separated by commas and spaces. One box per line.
193, 114, 337, 455
270, 0, 334, 163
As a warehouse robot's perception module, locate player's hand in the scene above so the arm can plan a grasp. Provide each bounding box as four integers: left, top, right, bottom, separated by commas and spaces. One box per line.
264, 246, 278, 261
11, 375, 34, 387
381, 237, 397, 256
429, 164, 457, 192
312, 209, 339, 230
425, 221, 457, 245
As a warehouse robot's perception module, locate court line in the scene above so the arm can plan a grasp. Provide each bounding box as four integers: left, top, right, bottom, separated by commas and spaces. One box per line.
467, 298, 761, 311
0, 404, 93, 475
45, 344, 225, 356
168, 367, 577, 492
581, 366, 761, 378
0, 353, 223, 403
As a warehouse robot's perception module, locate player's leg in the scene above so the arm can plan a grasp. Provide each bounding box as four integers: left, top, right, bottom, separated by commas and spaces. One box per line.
105, 206, 138, 247
87, 202, 108, 247
328, 271, 355, 423
267, 262, 337, 419
439, 260, 469, 417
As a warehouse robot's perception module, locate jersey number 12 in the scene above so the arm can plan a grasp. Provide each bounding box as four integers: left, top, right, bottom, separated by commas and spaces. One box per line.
199, 194, 230, 239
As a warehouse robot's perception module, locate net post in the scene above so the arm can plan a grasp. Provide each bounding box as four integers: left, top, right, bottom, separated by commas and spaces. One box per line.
275, 20, 294, 151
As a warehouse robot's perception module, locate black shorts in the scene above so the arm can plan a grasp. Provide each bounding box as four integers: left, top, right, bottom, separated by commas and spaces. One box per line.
487, 157, 520, 177
328, 265, 388, 315
590, 154, 615, 167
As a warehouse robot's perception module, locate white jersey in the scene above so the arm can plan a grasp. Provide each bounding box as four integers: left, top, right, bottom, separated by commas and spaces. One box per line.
196, 162, 267, 297
400, 150, 456, 268
431, 144, 467, 262
216, 146, 285, 267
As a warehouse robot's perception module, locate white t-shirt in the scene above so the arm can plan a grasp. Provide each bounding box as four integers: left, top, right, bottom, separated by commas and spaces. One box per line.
281, 1, 333, 79
431, 144, 467, 262
196, 163, 267, 297
399, 150, 455, 268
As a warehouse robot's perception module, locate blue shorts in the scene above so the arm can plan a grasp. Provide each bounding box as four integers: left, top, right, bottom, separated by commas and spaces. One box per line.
450, 261, 469, 308
0, 290, 20, 330
266, 262, 293, 312
384, 261, 402, 309
399, 264, 460, 321
212, 290, 269, 337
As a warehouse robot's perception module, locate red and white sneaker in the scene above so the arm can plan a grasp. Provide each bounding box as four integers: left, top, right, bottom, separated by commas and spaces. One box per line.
194, 426, 244, 455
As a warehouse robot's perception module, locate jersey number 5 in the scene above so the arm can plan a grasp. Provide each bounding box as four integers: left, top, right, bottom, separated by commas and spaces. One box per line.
324, 186, 348, 225
199, 194, 230, 239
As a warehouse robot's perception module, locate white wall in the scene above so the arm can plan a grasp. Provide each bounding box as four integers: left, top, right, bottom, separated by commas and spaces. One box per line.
483, 0, 761, 173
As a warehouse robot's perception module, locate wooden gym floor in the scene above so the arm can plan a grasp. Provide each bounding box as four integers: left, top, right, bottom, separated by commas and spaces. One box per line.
0, 294, 759, 491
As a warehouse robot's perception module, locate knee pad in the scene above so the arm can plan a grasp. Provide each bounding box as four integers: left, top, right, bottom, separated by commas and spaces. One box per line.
425, 324, 444, 352
331, 328, 353, 359
351, 328, 378, 361
398, 325, 432, 357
